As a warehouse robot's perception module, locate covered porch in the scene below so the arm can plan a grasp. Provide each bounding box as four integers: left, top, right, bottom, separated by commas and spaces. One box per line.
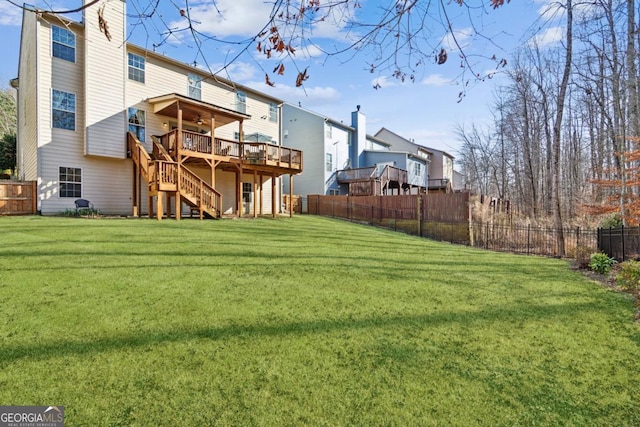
131, 93, 303, 219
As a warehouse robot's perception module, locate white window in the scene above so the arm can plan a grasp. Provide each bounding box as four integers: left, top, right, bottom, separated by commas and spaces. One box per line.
326, 153, 333, 172
52, 89, 76, 131
325, 123, 332, 138
52, 25, 75, 62
128, 53, 145, 83
59, 167, 81, 198
188, 73, 202, 100
236, 91, 246, 114
128, 108, 146, 141
269, 103, 278, 122
414, 162, 422, 176
329, 189, 339, 195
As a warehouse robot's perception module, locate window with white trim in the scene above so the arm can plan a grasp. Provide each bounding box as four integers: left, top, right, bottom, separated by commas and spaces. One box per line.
269, 103, 278, 122
52, 25, 75, 62
59, 167, 81, 198
52, 89, 76, 131
326, 153, 333, 172
414, 162, 422, 176
188, 73, 202, 100
325, 123, 332, 138
128, 53, 145, 83
236, 91, 246, 114
128, 108, 145, 142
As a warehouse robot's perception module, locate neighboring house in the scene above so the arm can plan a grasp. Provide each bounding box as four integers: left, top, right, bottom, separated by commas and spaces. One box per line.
281, 103, 353, 197
13, 1, 302, 218
453, 170, 465, 191
282, 105, 429, 198
374, 128, 454, 193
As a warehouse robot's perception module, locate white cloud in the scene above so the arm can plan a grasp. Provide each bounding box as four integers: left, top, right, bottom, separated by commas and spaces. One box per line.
536, 0, 564, 20
0, 2, 23, 26
528, 26, 563, 48
441, 27, 473, 52
421, 74, 453, 87
244, 80, 341, 106
371, 76, 398, 89
170, 0, 273, 38
208, 61, 258, 82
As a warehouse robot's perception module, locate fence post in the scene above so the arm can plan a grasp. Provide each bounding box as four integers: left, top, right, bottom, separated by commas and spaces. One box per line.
576, 226, 580, 249
527, 224, 530, 256
486, 221, 489, 249
418, 195, 423, 238
609, 227, 612, 259
622, 225, 625, 261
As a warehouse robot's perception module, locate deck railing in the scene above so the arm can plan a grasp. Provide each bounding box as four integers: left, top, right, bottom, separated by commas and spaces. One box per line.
381, 165, 407, 183
179, 165, 221, 217
156, 130, 302, 170
128, 132, 152, 180
337, 167, 377, 182
155, 161, 178, 186
214, 138, 240, 157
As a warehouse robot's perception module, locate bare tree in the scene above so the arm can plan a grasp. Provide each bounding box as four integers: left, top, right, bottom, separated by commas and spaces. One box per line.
5, 0, 511, 90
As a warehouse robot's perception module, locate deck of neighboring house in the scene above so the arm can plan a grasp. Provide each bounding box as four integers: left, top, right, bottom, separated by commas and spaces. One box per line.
336, 165, 408, 196
128, 94, 302, 220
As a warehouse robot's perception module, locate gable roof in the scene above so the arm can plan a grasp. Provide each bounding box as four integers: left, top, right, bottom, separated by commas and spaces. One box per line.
375, 127, 454, 159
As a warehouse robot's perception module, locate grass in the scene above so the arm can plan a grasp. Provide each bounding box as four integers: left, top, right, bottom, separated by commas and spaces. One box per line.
0, 215, 639, 426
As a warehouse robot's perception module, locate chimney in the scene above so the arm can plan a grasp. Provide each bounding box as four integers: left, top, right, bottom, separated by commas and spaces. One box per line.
351, 106, 366, 169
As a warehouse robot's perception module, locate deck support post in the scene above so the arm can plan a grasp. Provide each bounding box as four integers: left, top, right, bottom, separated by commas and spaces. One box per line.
175, 106, 183, 221
253, 170, 258, 218
156, 191, 164, 221
289, 174, 294, 218
236, 165, 243, 217
259, 174, 264, 217
132, 159, 138, 217
272, 173, 277, 218
175, 193, 181, 220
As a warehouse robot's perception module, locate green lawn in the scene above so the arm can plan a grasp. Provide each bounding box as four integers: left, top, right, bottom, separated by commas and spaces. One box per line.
0, 215, 639, 426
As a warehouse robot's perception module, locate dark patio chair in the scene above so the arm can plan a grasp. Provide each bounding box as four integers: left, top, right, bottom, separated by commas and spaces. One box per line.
74, 199, 94, 216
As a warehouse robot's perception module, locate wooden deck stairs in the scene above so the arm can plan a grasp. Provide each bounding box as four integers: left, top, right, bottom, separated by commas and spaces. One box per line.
128, 132, 221, 219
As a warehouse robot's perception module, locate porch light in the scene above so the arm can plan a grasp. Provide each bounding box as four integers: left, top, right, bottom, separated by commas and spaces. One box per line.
162, 122, 168, 128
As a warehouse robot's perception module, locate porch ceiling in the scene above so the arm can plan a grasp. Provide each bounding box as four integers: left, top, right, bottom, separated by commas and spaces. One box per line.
147, 93, 250, 129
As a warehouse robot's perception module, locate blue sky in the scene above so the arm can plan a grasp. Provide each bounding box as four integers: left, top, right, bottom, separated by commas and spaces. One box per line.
0, 0, 558, 158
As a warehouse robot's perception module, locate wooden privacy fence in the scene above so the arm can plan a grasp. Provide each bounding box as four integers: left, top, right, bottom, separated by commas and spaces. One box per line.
307, 193, 472, 243
0, 181, 37, 215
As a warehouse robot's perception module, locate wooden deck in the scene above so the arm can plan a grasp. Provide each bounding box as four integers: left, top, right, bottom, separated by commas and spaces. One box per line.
156, 129, 303, 173
129, 93, 302, 220
336, 165, 408, 196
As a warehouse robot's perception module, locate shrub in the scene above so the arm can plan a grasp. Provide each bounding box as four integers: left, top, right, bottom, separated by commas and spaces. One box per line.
573, 245, 593, 269
599, 214, 623, 228
616, 260, 640, 292
589, 252, 617, 275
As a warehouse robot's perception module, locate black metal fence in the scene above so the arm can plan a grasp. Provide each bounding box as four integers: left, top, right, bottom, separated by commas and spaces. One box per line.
472, 222, 598, 258
598, 227, 640, 261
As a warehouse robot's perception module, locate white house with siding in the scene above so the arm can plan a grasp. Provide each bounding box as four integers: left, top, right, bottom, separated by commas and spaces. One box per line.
374, 128, 454, 193
282, 104, 429, 198
13, 0, 302, 218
